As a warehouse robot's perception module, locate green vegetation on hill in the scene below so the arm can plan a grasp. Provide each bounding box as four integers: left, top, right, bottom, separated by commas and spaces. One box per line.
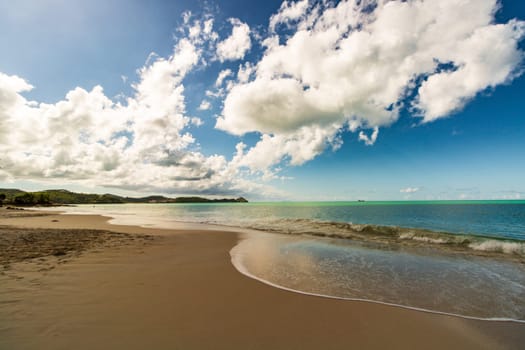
13, 192, 51, 205
0, 189, 26, 203
0, 188, 248, 206
168, 196, 248, 203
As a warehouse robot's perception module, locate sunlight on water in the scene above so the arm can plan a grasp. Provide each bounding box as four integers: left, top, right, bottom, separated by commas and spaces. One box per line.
231, 233, 525, 321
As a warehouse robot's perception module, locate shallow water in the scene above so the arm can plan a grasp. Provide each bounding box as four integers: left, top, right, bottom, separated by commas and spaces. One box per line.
48, 202, 525, 321
231, 233, 525, 321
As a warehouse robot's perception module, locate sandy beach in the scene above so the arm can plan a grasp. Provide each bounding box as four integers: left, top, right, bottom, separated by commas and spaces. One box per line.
0, 208, 523, 350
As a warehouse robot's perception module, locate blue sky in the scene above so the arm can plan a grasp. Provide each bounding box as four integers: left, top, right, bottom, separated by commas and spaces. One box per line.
0, 0, 524, 200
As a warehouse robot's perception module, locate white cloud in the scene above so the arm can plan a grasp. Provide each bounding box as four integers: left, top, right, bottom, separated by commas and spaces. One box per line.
0, 39, 200, 187
216, 18, 251, 62
178, 13, 218, 60
0, 18, 266, 197
198, 100, 211, 110
231, 124, 342, 175
215, 68, 233, 87
191, 117, 203, 127
414, 20, 525, 121
269, 0, 310, 32
203, 18, 214, 36
202, 69, 236, 102
189, 20, 201, 39
358, 127, 379, 146
0, 73, 33, 142
400, 187, 420, 194
1, 1, 524, 198
237, 62, 254, 83
217, 0, 524, 175
499, 192, 522, 200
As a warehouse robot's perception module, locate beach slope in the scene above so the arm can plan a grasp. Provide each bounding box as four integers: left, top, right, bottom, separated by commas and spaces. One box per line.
1, 210, 523, 349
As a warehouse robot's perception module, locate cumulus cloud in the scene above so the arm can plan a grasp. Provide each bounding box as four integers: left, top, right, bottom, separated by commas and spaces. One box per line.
2, 0, 524, 197
217, 0, 524, 175
269, 0, 310, 32
231, 124, 342, 174
400, 187, 420, 194
198, 100, 211, 110
237, 62, 254, 83
413, 20, 525, 121
358, 127, 379, 146
216, 18, 251, 62
0, 18, 265, 197
0, 73, 33, 142
215, 68, 233, 87
184, 13, 218, 45
190, 117, 204, 127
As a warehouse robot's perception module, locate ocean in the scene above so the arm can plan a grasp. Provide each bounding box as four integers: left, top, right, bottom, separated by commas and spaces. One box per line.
52, 201, 525, 321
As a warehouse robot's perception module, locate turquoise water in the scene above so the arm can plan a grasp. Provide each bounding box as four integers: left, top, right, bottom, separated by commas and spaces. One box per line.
55, 201, 525, 320
62, 200, 525, 240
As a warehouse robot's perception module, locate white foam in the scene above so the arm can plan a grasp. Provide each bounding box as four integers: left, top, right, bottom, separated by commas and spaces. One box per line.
399, 232, 447, 244
469, 240, 525, 255
230, 237, 525, 324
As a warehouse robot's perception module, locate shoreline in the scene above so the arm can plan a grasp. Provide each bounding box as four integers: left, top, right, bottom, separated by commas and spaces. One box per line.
1, 209, 524, 349
230, 241, 525, 325
36, 204, 525, 263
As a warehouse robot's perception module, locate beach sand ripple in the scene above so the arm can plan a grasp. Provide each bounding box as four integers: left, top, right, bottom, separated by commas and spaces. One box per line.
0, 226, 154, 272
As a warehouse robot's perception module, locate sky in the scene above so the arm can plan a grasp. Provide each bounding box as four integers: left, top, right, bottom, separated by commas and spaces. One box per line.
0, 0, 524, 201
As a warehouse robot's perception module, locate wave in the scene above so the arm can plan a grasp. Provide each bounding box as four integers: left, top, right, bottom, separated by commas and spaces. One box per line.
242, 218, 525, 261
47, 204, 525, 261
468, 240, 525, 255
229, 244, 525, 323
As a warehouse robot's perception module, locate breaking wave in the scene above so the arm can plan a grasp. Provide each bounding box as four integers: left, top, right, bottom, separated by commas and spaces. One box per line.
241, 218, 525, 261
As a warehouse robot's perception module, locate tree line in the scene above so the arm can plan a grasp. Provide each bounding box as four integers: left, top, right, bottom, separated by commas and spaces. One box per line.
0, 192, 50, 206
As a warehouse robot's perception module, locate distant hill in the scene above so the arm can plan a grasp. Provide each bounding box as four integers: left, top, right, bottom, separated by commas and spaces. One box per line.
0, 188, 248, 206
168, 196, 248, 203
0, 188, 26, 202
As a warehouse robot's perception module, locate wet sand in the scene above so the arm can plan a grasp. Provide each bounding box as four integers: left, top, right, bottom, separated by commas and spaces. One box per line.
0, 208, 523, 349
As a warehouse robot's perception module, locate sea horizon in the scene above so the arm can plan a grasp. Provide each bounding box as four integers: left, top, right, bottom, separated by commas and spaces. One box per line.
222, 199, 525, 204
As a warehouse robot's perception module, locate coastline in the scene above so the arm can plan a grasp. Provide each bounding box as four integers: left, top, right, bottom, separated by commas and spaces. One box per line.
1, 209, 524, 349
